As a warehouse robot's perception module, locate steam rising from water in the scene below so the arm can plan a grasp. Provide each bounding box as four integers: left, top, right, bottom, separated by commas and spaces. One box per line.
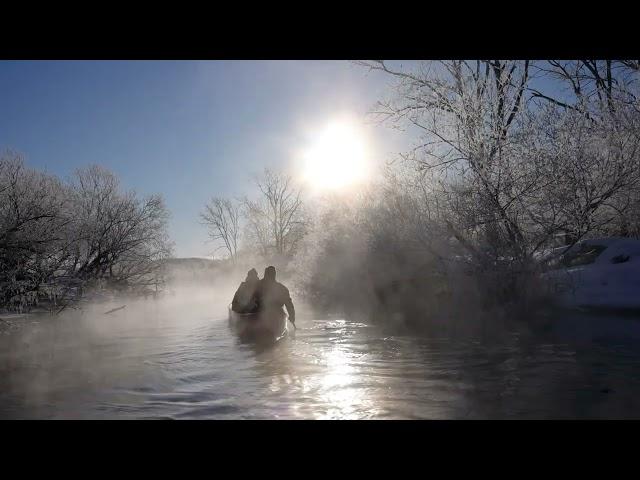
2, 268, 640, 419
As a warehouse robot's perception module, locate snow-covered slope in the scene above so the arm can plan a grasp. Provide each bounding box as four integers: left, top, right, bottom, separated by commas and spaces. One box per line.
541, 237, 640, 310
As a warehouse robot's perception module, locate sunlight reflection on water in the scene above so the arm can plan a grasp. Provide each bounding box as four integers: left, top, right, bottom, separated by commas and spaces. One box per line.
2, 291, 640, 419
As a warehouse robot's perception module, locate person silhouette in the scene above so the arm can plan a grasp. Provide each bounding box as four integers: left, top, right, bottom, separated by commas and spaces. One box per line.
255, 266, 295, 326
231, 268, 260, 314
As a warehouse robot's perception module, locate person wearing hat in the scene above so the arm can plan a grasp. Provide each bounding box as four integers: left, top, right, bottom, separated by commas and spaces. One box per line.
255, 266, 295, 326
231, 268, 260, 313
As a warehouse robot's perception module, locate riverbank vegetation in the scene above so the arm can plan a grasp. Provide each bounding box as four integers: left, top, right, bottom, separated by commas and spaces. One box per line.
0, 155, 172, 313
4, 60, 639, 330
204, 61, 640, 330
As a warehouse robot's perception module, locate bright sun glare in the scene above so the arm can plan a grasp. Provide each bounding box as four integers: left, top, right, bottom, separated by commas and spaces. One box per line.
302, 120, 368, 190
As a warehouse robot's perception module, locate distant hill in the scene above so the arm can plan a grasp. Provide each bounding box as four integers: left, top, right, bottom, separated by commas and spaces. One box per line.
163, 257, 227, 283
162, 256, 287, 285
164, 257, 221, 268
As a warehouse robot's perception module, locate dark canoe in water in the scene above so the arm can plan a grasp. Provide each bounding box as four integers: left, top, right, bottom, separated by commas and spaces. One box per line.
228, 305, 288, 342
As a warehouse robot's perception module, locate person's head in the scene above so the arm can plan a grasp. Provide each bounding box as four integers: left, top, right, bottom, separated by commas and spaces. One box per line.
264, 266, 276, 282
246, 268, 259, 282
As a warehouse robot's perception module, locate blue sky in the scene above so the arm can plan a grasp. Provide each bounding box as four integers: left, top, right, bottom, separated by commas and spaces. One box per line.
0, 60, 412, 257
1, 61, 555, 258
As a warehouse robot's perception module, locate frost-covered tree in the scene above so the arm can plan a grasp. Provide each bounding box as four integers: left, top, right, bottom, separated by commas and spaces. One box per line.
351, 59, 640, 312
200, 197, 241, 262
360, 61, 640, 254
359, 61, 535, 264
243, 168, 307, 260
0, 157, 173, 312
67, 165, 172, 288
0, 152, 71, 310
527, 60, 640, 239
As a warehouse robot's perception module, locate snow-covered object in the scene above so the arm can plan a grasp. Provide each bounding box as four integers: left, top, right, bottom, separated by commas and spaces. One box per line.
541, 237, 640, 310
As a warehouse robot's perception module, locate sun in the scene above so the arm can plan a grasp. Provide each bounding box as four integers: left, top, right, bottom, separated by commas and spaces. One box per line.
301, 120, 369, 190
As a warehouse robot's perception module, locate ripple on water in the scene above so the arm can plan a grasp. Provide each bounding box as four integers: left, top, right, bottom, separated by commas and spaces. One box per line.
3, 304, 640, 418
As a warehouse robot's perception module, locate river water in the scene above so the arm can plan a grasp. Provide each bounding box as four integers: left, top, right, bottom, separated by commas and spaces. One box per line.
2, 286, 640, 419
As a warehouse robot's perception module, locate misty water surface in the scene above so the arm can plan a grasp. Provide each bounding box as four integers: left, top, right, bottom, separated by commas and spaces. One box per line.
2, 285, 640, 419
